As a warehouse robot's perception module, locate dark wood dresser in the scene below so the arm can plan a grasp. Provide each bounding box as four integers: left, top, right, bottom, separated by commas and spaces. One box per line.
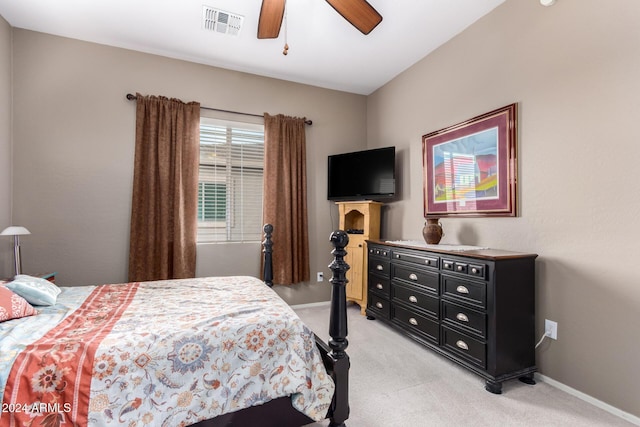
366, 240, 538, 394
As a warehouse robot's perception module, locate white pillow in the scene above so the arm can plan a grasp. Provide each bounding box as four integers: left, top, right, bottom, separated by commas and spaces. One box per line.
5, 275, 61, 306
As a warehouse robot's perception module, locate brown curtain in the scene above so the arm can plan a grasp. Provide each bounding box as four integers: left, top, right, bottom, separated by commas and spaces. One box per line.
263, 113, 310, 285
128, 93, 200, 282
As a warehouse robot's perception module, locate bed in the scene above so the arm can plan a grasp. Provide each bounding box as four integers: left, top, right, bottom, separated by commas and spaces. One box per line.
0, 225, 350, 427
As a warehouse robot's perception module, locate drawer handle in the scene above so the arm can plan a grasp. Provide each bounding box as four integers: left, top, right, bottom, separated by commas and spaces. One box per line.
408, 273, 418, 281
456, 285, 470, 294
408, 295, 418, 303
471, 267, 478, 274
444, 263, 452, 268
383, 252, 388, 256
408, 317, 418, 326
376, 283, 384, 290
456, 340, 469, 350
457, 265, 464, 271
375, 302, 383, 309
456, 313, 469, 322
376, 264, 384, 271
425, 259, 431, 265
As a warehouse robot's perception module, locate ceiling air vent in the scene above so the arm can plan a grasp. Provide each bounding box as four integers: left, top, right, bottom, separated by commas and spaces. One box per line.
202, 6, 244, 36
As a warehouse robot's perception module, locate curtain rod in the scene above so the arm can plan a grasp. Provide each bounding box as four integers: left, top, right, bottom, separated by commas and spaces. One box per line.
125, 93, 312, 125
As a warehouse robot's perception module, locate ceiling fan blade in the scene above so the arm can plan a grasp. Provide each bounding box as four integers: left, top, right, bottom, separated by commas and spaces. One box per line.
257, 0, 285, 39
325, 0, 383, 35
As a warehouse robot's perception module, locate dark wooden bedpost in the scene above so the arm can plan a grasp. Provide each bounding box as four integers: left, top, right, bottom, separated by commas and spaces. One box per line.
193, 227, 350, 427
328, 230, 350, 427
263, 224, 274, 287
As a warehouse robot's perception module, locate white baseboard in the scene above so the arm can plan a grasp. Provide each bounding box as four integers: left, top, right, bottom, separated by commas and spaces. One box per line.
290, 301, 331, 310
536, 373, 640, 426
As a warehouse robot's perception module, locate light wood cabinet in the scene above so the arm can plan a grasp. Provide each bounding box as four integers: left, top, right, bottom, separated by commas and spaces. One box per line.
336, 201, 382, 315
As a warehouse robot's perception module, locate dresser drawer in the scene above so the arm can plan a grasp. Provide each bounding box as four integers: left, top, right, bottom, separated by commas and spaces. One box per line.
393, 282, 439, 319
442, 258, 487, 280
392, 264, 439, 293
442, 300, 486, 338
392, 250, 439, 269
442, 275, 486, 309
393, 305, 439, 343
368, 246, 391, 259
442, 326, 486, 369
449, 260, 468, 274
468, 263, 486, 279
368, 274, 390, 298
369, 259, 390, 277
368, 293, 390, 319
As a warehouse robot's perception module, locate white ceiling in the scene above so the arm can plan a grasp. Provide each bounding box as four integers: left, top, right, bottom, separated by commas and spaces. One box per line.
0, 0, 506, 95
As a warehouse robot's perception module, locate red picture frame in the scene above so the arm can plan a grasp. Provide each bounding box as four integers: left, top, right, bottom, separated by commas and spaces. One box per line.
422, 103, 517, 217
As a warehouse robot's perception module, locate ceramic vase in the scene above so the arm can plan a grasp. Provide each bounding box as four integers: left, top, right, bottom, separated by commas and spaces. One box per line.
422, 218, 443, 244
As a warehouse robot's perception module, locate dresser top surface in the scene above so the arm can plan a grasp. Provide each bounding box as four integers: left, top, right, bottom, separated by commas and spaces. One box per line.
368, 239, 538, 260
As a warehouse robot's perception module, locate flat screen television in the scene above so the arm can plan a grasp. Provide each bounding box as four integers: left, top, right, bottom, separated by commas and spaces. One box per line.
327, 146, 396, 201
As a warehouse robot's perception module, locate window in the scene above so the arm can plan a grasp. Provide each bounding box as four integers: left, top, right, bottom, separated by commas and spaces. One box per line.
198, 117, 264, 242
197, 182, 227, 223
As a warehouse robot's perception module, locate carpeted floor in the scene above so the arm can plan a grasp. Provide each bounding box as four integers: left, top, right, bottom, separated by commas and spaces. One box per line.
295, 304, 635, 427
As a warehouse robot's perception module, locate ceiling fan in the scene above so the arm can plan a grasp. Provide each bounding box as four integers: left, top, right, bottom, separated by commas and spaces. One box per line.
257, 0, 383, 39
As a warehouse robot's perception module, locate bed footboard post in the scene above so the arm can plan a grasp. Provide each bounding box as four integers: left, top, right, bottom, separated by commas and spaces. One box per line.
328, 230, 350, 427
263, 224, 274, 287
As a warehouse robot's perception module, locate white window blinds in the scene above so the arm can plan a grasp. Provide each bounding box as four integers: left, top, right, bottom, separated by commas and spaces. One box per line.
198, 117, 264, 242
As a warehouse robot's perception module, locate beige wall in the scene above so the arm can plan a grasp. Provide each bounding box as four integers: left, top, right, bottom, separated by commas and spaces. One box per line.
0, 15, 12, 276
367, 0, 639, 419
10, 29, 367, 304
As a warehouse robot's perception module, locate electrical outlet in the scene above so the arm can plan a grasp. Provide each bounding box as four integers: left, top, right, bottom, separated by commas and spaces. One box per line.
316, 272, 323, 282
545, 319, 558, 340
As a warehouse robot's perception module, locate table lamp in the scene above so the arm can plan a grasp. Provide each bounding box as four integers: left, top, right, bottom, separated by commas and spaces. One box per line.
1, 226, 31, 276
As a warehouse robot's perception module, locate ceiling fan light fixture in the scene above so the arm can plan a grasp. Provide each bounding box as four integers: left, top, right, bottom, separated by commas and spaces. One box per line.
540, 0, 556, 6
257, 0, 383, 40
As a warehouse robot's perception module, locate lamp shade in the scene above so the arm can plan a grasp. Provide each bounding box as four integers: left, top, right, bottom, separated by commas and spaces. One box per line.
1, 226, 31, 236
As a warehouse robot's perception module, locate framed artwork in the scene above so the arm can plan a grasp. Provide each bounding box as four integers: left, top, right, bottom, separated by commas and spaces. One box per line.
422, 103, 517, 217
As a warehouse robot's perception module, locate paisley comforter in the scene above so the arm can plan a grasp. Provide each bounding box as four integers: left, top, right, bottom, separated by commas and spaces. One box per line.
0, 276, 334, 426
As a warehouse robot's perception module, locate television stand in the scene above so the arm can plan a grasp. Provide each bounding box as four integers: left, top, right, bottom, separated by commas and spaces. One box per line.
336, 201, 382, 315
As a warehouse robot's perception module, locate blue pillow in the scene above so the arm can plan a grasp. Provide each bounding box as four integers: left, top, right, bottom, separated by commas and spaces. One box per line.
5, 275, 61, 306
